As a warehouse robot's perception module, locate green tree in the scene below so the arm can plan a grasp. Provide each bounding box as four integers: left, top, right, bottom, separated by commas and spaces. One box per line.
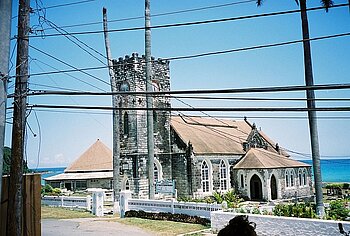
2, 147, 29, 175
256, 0, 349, 217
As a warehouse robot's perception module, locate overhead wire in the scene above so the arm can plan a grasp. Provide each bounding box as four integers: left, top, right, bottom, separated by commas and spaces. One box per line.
13, 31, 350, 78
29, 45, 109, 91
26, 3, 349, 38
41, 0, 256, 31
25, 83, 350, 96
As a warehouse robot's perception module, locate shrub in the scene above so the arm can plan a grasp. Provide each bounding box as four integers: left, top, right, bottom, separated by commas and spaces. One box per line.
52, 188, 62, 195
125, 210, 210, 226
273, 203, 316, 218
327, 200, 350, 221
42, 184, 53, 195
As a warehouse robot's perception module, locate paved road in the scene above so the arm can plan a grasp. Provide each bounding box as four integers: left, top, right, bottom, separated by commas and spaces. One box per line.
42, 218, 154, 236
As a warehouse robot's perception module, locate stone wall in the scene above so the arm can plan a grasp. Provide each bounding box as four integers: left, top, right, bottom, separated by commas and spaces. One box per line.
211, 211, 350, 236
113, 54, 171, 198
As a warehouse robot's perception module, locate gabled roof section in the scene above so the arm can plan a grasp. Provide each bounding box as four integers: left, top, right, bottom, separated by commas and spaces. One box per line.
233, 148, 310, 169
171, 116, 252, 155
65, 139, 112, 173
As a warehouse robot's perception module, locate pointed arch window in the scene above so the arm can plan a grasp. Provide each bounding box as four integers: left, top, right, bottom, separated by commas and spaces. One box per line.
201, 161, 210, 192
125, 179, 130, 190
299, 168, 307, 186
154, 163, 159, 182
285, 170, 290, 187
290, 169, 295, 187
219, 160, 228, 191
123, 112, 129, 136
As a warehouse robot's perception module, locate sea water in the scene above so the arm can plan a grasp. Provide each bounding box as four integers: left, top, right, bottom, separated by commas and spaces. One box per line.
300, 159, 350, 183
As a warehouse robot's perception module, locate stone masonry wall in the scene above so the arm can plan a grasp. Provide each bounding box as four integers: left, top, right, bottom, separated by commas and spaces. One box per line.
211, 211, 350, 236
113, 54, 171, 198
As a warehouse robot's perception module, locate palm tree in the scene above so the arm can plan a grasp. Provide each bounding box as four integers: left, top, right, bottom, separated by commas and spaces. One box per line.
256, 0, 347, 217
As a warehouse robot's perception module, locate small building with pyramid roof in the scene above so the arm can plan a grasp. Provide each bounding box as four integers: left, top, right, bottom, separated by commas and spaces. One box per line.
45, 139, 113, 191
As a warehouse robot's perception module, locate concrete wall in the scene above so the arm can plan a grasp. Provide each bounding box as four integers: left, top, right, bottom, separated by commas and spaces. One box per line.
211, 211, 350, 236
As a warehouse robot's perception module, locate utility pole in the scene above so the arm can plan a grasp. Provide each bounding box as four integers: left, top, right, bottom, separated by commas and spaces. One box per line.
0, 0, 13, 213
8, 0, 30, 235
145, 0, 155, 199
102, 7, 121, 211
300, 0, 324, 217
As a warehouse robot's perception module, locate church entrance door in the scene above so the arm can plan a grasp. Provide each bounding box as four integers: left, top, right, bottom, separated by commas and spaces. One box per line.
250, 174, 263, 200
270, 174, 278, 200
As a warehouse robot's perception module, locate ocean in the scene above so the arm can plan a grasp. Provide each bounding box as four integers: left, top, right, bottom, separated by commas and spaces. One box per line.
300, 159, 350, 183
35, 159, 350, 186
35, 167, 66, 185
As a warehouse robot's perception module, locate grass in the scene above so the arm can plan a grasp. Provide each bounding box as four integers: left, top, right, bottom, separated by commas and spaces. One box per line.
41, 206, 210, 235
41, 205, 94, 219
115, 217, 209, 236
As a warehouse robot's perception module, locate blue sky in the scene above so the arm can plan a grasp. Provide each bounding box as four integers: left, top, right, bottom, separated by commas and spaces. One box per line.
6, 0, 350, 168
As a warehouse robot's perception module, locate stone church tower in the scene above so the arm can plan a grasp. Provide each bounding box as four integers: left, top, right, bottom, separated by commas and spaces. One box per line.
113, 53, 172, 198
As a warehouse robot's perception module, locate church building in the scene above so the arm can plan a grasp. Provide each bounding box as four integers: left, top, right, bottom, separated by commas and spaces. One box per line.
113, 53, 314, 202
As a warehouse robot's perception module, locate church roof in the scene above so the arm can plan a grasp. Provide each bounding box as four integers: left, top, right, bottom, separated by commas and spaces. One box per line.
233, 148, 310, 169
65, 139, 112, 173
171, 116, 252, 155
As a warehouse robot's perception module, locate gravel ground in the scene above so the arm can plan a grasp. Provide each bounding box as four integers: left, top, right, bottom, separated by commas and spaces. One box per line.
42, 218, 154, 236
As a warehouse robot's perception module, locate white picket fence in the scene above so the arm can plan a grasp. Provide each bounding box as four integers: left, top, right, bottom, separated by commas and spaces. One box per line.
42, 195, 91, 210
128, 199, 222, 219
42, 191, 223, 219
121, 191, 222, 219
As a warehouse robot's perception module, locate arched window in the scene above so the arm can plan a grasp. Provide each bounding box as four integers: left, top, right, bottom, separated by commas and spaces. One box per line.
120, 81, 130, 92
285, 170, 289, 187
153, 159, 163, 183
240, 174, 244, 188
125, 179, 130, 190
299, 168, 307, 186
123, 112, 129, 135
201, 161, 210, 192
154, 163, 159, 182
290, 169, 295, 187
219, 160, 228, 191
152, 81, 159, 91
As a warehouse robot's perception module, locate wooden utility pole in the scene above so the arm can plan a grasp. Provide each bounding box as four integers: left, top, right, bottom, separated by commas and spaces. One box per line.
8, 0, 30, 235
300, 0, 324, 217
102, 7, 121, 210
145, 0, 155, 199
0, 0, 13, 211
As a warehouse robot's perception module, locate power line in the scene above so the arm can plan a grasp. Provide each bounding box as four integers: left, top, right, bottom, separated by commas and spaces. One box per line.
171, 95, 350, 102
29, 109, 350, 120
165, 32, 350, 61
41, 18, 107, 65
28, 104, 350, 112
41, 0, 256, 31
25, 83, 350, 96
16, 31, 349, 78
35, 0, 96, 10
29, 45, 109, 90
26, 3, 349, 38
31, 58, 88, 91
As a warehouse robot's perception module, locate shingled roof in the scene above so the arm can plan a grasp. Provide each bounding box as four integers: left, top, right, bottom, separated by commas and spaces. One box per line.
233, 148, 310, 169
65, 139, 112, 173
171, 116, 252, 155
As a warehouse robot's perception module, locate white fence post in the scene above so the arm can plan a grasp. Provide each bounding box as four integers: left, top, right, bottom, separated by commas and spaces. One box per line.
86, 195, 92, 211
171, 198, 175, 214
119, 190, 132, 218
92, 190, 104, 217
61, 196, 64, 207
